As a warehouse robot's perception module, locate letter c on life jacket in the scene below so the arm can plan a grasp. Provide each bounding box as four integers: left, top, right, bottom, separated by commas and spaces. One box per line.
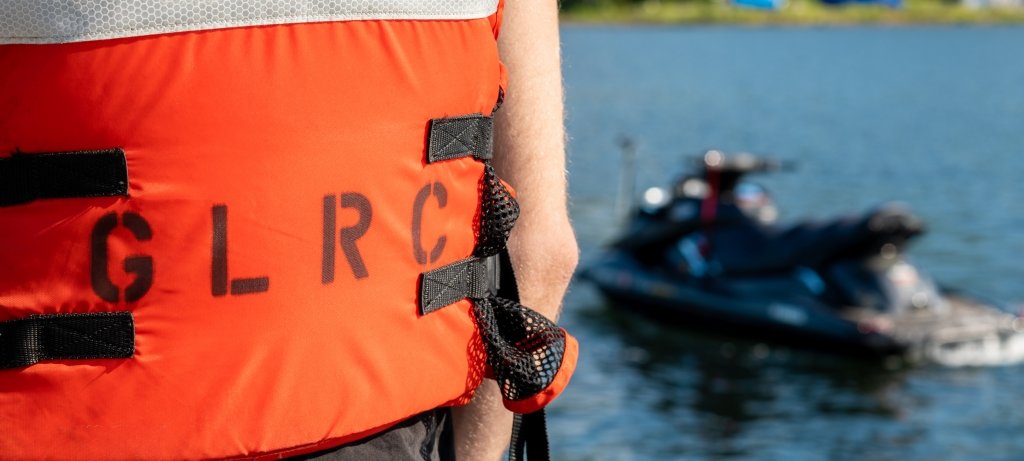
90, 212, 154, 303
412, 182, 448, 265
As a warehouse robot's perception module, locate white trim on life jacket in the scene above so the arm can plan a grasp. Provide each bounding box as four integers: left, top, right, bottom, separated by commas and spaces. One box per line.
0, 0, 500, 44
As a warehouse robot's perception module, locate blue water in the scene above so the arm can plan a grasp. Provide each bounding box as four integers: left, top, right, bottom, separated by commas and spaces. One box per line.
552, 26, 1024, 460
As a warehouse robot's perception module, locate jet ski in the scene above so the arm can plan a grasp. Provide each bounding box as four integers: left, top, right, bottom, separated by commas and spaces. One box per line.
580, 150, 1024, 365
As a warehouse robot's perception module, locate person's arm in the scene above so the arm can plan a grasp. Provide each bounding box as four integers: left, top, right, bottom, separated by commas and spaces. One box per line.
451, 1, 578, 460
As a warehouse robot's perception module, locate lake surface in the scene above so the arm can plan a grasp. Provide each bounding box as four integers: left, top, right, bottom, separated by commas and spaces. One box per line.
552, 26, 1024, 461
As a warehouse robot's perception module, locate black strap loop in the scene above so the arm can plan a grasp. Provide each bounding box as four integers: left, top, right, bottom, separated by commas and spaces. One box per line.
419, 255, 499, 315
0, 148, 128, 207
426, 115, 493, 163
0, 312, 135, 369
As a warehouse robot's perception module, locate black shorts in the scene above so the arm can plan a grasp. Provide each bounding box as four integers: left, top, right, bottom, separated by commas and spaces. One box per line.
290, 408, 455, 461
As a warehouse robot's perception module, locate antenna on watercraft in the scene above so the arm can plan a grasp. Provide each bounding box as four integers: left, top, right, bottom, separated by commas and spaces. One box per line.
616, 135, 637, 226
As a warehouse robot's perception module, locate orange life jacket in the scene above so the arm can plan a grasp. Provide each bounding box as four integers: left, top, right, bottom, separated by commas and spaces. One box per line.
0, 2, 577, 459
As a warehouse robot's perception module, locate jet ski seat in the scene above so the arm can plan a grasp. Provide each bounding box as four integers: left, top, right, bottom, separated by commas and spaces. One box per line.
711, 204, 925, 275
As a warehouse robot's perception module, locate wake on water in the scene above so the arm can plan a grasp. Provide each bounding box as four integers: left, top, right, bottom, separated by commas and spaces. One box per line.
920, 305, 1024, 367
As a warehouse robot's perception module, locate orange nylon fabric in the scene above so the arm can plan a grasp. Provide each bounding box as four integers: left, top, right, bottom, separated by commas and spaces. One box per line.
0, 15, 515, 459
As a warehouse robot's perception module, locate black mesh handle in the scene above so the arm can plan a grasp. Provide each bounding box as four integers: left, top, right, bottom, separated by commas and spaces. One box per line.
473, 164, 519, 259
470, 296, 566, 402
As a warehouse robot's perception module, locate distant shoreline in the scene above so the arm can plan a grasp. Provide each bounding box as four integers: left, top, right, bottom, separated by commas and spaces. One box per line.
560, 1, 1024, 25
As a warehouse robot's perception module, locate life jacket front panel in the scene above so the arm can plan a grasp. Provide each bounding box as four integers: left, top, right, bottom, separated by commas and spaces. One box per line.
0, 4, 528, 459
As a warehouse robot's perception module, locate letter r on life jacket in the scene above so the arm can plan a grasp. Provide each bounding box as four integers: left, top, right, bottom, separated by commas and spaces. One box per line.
322, 193, 373, 283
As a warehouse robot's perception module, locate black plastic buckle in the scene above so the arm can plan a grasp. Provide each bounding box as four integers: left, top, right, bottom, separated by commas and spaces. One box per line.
484, 254, 501, 298
419, 255, 502, 315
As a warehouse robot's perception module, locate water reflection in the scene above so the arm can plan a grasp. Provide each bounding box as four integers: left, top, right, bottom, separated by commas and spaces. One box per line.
555, 26, 1024, 461
564, 296, 935, 459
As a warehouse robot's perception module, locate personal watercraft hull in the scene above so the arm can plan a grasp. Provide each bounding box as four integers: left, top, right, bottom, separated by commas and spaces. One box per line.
581, 250, 1023, 363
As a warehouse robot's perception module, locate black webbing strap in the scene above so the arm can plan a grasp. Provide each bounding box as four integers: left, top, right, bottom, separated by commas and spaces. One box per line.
0, 312, 134, 369
0, 148, 128, 207
509, 410, 550, 461
426, 115, 493, 163
418, 256, 499, 315
500, 250, 552, 461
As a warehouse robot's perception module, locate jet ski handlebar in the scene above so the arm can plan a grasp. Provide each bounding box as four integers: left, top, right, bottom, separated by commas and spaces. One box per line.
685, 150, 792, 198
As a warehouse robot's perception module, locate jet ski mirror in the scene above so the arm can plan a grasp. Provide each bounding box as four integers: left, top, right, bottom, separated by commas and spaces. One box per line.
641, 186, 671, 211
